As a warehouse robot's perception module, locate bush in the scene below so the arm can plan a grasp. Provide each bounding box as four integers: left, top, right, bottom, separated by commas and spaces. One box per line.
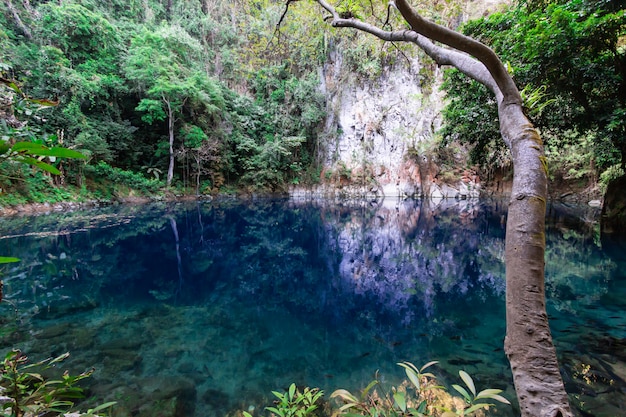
0, 349, 116, 417
240, 362, 511, 417
84, 161, 161, 195
599, 164, 625, 194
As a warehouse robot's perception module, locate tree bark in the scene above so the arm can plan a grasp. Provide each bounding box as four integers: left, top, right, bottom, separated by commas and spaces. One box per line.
308, 1, 573, 416
4, 0, 33, 39
164, 96, 175, 187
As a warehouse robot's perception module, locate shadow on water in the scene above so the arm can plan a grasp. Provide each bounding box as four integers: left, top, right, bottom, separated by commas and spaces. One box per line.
0, 198, 623, 416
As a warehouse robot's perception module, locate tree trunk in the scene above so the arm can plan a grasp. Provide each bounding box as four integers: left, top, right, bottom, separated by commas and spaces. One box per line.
165, 0, 173, 21
4, 0, 32, 39
165, 97, 175, 187
307, 1, 573, 416
499, 103, 571, 417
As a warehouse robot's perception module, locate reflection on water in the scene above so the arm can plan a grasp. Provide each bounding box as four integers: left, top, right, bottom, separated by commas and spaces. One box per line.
0, 198, 623, 417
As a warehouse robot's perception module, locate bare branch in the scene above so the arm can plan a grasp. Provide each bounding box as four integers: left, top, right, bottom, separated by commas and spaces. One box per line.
393, 0, 520, 106
315, 0, 502, 101
268, 0, 302, 54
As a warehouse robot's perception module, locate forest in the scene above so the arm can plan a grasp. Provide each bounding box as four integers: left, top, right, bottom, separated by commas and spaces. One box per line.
0, 0, 623, 205
1, 1, 625, 416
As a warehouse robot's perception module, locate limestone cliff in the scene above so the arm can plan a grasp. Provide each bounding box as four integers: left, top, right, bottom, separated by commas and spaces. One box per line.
291, 48, 479, 200
291, 0, 510, 200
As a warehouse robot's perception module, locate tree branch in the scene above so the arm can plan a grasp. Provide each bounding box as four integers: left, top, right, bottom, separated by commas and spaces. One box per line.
393, 0, 520, 106
315, 0, 503, 103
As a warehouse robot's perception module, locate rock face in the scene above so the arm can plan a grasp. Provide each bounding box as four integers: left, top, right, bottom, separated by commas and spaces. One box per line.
293, 44, 480, 199
601, 175, 626, 235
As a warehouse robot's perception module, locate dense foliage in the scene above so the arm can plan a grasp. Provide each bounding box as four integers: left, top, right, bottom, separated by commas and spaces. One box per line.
2, 0, 625, 200
441, 0, 626, 191
0, 0, 328, 196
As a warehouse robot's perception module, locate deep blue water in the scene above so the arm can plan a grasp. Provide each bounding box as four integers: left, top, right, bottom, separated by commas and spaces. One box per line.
0, 198, 624, 417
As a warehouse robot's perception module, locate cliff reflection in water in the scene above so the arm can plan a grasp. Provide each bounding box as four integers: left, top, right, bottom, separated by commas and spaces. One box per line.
320, 198, 507, 324
0, 198, 622, 417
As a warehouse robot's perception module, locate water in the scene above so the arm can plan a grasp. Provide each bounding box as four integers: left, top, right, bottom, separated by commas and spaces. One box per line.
0, 198, 624, 417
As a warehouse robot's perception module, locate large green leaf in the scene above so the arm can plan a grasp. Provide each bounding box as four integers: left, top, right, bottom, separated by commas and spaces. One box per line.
0, 257, 20, 264
393, 391, 406, 412
17, 156, 61, 175
27, 146, 86, 159
11, 142, 86, 159
459, 370, 476, 396
452, 384, 472, 403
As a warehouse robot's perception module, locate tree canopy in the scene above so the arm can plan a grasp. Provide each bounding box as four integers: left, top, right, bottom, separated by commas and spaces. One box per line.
442, 0, 626, 190
1, 0, 328, 195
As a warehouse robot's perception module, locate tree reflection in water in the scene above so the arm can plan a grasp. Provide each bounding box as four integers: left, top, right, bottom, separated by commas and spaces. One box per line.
0, 198, 622, 417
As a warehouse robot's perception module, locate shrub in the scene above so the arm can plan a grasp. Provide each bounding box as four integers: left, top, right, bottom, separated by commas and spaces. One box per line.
84, 161, 161, 195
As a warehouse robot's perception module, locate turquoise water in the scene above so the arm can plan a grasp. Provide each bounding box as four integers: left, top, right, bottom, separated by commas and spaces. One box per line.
0, 198, 624, 417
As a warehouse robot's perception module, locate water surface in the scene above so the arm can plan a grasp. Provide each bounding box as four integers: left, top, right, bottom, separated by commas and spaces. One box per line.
0, 198, 623, 417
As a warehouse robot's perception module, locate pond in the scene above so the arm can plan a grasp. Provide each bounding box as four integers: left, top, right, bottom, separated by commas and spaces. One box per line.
0, 198, 624, 417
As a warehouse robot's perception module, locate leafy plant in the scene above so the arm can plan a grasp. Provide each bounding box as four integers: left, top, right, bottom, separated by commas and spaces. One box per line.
0, 349, 116, 417
446, 370, 510, 416
330, 362, 510, 417
1, 77, 87, 176
0, 142, 86, 176
259, 383, 324, 417
84, 161, 161, 194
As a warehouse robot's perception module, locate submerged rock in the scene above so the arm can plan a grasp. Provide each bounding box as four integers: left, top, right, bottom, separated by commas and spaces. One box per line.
35, 322, 71, 339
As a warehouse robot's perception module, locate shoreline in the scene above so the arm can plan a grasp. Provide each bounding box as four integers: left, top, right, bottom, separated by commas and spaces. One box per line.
0, 191, 604, 218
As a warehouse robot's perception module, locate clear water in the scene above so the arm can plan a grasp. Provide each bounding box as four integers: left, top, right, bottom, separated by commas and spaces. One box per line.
0, 198, 624, 417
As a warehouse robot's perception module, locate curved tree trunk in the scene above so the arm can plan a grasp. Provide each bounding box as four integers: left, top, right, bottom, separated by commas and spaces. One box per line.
499, 103, 571, 417
302, 1, 573, 416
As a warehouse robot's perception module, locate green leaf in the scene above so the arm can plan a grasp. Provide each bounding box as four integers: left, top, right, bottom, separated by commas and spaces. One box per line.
338, 402, 359, 412
452, 384, 472, 402
265, 406, 283, 416
288, 382, 296, 400
87, 402, 117, 413
474, 388, 502, 400
420, 361, 439, 372
464, 403, 491, 414
459, 370, 476, 396
11, 142, 44, 152
330, 389, 359, 403
29, 147, 86, 159
393, 391, 406, 412
28, 98, 59, 107
0, 141, 10, 156
0, 77, 21, 94
0, 257, 20, 264
397, 362, 421, 390
483, 393, 510, 405
17, 156, 61, 175
361, 379, 379, 399
416, 399, 428, 413
11, 142, 86, 159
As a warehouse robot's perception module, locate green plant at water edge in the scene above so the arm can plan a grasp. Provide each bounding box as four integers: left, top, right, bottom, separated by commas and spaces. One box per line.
245, 383, 324, 417
446, 370, 510, 416
331, 361, 510, 417
0, 349, 116, 417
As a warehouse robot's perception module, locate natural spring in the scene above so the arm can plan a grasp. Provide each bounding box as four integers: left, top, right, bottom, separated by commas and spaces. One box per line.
0, 198, 624, 417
